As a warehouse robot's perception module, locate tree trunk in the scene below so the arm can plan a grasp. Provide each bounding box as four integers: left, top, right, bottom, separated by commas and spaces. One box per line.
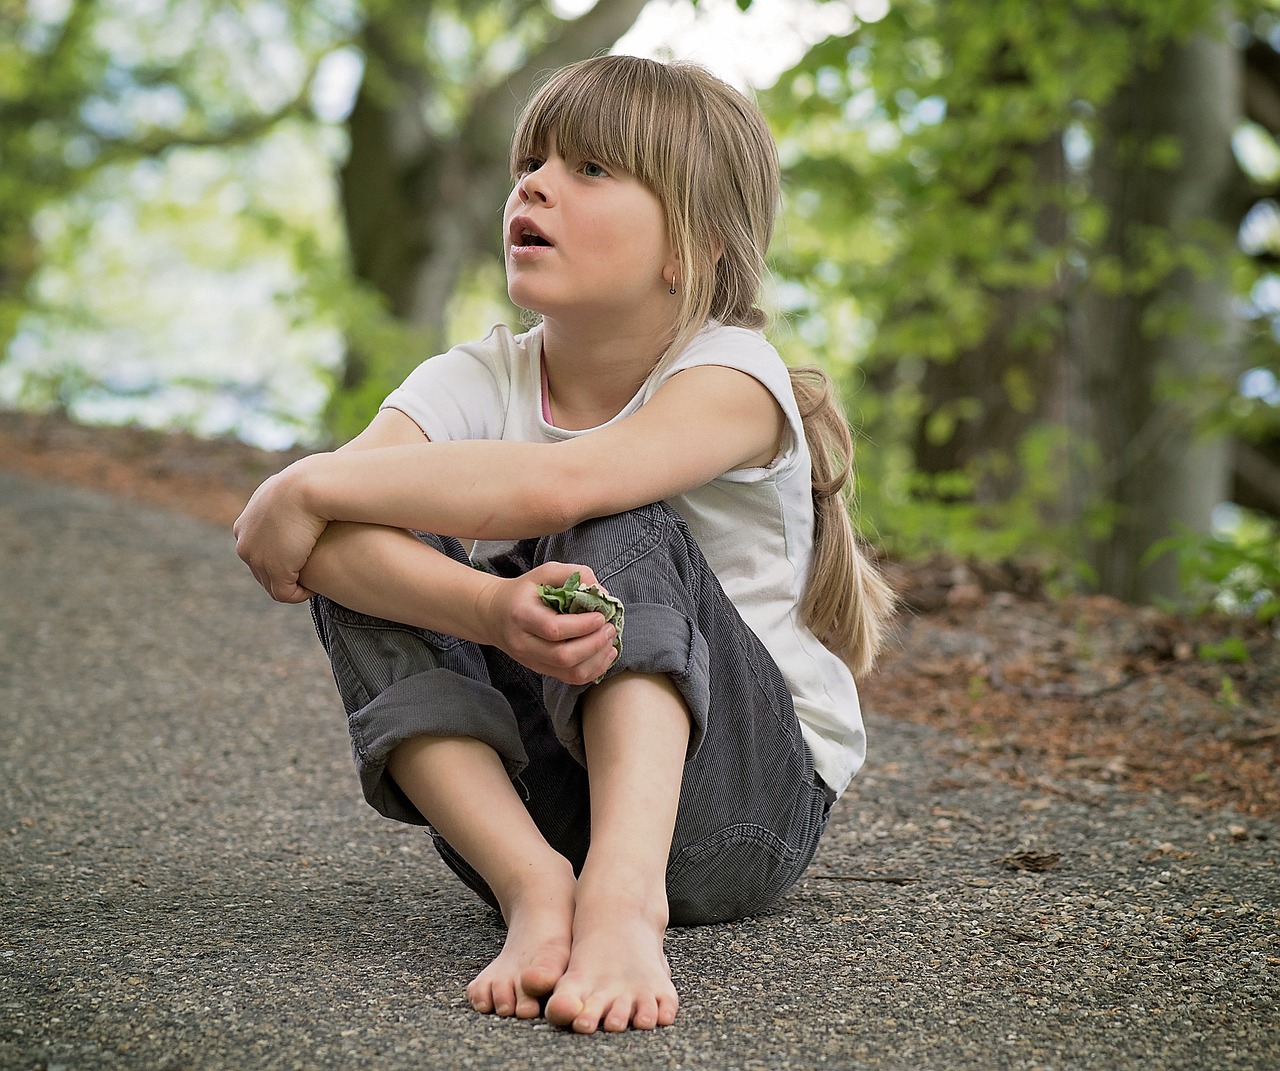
913, 135, 1070, 501
1072, 8, 1242, 603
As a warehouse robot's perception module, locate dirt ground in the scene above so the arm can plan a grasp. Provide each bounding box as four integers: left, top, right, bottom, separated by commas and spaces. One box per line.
3, 408, 1276, 820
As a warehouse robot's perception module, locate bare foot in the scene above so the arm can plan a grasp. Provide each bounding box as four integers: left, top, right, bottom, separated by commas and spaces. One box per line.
544, 879, 678, 1034
467, 860, 576, 1019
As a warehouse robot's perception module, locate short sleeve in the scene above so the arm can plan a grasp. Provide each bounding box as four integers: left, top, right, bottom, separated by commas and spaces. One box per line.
650, 324, 804, 479
380, 325, 518, 443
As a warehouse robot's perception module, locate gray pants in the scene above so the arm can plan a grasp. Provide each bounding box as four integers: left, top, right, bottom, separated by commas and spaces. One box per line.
310, 502, 831, 925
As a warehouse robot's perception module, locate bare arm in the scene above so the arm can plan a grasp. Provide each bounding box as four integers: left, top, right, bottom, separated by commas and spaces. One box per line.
234, 408, 432, 604
240, 409, 618, 684
238, 364, 782, 568
235, 364, 782, 612
302, 522, 619, 685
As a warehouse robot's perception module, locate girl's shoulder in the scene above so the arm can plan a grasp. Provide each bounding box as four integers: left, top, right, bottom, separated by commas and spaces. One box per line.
405, 321, 544, 394
382, 323, 543, 441
677, 321, 779, 361
651, 322, 795, 410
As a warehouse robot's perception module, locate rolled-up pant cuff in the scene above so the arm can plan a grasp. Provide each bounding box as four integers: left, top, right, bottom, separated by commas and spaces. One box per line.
544, 601, 710, 766
348, 668, 529, 825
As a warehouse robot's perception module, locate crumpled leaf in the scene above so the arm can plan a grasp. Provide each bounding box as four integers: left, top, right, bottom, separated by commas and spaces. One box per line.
537, 572, 624, 680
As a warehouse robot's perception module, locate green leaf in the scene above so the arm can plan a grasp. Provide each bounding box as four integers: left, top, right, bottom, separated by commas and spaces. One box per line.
537, 572, 625, 681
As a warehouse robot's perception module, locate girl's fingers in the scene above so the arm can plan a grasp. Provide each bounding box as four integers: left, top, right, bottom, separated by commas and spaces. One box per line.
538, 628, 608, 666
575, 636, 620, 684
500, 567, 618, 680
529, 560, 604, 592
536, 625, 618, 684
539, 610, 609, 642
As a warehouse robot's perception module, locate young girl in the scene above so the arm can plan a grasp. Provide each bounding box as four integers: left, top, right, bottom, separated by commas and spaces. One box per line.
234, 55, 894, 1035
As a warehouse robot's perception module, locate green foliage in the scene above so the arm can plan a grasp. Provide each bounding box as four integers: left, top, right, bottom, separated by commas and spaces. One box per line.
1213, 675, 1244, 718
767, 0, 1232, 363
4, 123, 349, 446
4, 0, 1279, 617
1202, 639, 1250, 665
537, 571, 625, 681
844, 415, 1096, 575
0, 0, 659, 448
0, 0, 349, 442
765, 0, 1277, 600
1146, 512, 1280, 622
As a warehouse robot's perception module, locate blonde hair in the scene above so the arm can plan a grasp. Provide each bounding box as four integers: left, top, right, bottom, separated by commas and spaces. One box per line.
513, 55, 895, 675
790, 367, 896, 676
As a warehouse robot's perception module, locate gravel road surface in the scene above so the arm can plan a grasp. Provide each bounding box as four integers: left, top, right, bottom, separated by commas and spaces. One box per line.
1, 471, 1276, 1070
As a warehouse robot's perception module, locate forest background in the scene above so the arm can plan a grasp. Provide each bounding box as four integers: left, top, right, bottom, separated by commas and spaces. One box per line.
3, 0, 1280, 615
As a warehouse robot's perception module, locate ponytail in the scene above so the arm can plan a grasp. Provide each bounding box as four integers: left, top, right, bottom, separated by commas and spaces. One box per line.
790, 366, 896, 677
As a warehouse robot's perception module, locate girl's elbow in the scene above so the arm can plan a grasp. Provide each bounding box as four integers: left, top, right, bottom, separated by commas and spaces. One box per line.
529, 484, 589, 536
494, 451, 607, 537
514, 465, 600, 535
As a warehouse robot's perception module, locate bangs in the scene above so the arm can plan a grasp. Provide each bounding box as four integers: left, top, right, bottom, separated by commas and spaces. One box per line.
510, 57, 689, 192
509, 55, 779, 343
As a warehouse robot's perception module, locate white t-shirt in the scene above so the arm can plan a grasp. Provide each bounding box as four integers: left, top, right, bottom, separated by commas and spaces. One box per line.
381, 321, 865, 795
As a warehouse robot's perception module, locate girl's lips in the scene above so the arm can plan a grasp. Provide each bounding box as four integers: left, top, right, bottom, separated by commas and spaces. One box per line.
509, 215, 553, 249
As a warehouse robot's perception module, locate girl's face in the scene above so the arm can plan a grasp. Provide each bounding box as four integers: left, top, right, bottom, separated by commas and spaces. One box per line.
503, 135, 676, 332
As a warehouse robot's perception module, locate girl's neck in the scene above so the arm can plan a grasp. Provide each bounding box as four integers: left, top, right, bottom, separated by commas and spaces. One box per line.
539, 317, 676, 430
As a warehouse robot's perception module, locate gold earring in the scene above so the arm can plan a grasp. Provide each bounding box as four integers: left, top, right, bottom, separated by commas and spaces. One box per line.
669, 274, 677, 296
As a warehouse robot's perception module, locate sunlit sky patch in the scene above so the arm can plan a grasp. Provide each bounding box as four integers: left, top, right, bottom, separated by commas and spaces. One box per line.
614, 0, 863, 89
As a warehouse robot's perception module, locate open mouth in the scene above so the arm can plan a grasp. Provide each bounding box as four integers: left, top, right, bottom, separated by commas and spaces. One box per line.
510, 216, 552, 249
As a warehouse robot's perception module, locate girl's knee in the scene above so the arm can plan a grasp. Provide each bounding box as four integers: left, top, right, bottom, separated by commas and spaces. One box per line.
540, 503, 690, 575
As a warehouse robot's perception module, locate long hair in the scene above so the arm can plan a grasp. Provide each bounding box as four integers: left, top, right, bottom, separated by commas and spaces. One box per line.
790, 366, 896, 676
512, 55, 895, 674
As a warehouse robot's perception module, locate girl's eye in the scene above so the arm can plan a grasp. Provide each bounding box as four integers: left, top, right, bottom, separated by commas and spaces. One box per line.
581, 161, 609, 178
517, 157, 544, 176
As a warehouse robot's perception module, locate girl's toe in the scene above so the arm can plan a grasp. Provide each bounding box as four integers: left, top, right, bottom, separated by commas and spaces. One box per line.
632, 995, 660, 1030
602, 997, 634, 1033
466, 979, 494, 1014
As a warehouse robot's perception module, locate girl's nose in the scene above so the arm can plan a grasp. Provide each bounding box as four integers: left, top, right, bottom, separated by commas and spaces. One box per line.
518, 167, 553, 205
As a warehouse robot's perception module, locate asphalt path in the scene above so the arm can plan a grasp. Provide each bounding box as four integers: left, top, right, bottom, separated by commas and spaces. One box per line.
1, 470, 1277, 1070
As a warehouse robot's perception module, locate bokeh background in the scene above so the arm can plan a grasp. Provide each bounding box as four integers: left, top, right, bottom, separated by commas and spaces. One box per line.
3, 0, 1279, 614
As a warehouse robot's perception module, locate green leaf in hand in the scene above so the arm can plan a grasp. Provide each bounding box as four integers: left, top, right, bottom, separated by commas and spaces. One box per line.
537, 572, 624, 680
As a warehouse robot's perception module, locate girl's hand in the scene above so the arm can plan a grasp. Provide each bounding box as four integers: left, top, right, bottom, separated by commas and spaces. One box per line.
233, 461, 329, 603
478, 561, 619, 685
